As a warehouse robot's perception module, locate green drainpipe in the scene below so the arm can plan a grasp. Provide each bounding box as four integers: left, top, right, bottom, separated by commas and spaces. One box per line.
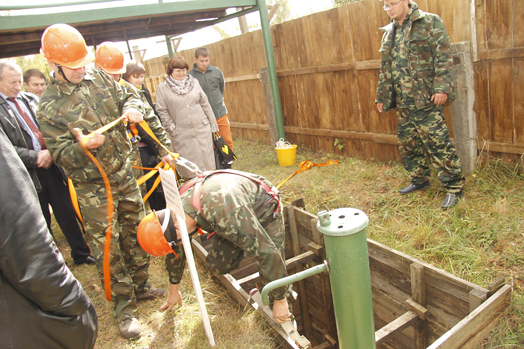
317, 208, 376, 349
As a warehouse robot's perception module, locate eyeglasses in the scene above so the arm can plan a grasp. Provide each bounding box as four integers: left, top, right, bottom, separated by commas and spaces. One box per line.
383, 0, 403, 10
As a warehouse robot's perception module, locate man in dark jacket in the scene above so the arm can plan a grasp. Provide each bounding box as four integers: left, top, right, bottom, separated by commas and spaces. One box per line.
0, 126, 98, 349
0, 59, 95, 265
375, 0, 465, 209
188, 47, 234, 151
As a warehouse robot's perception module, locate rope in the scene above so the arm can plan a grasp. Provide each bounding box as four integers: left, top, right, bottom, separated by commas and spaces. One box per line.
275, 138, 293, 149
276, 160, 340, 190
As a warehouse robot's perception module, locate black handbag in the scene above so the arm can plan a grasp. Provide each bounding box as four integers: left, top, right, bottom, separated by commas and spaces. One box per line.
213, 133, 236, 169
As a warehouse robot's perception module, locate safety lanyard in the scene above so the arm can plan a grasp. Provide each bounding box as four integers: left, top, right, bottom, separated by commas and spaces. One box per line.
78, 116, 177, 301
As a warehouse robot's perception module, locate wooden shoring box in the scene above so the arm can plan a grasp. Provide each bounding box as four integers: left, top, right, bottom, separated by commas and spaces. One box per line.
191, 201, 511, 349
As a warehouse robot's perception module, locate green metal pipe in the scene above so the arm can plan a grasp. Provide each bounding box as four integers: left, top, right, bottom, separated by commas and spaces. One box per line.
0, 0, 123, 10
317, 208, 376, 349
261, 261, 329, 306
165, 35, 174, 59
257, 0, 285, 141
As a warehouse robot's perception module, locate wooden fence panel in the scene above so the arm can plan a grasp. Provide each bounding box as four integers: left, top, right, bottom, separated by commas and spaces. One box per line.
514, 58, 524, 145
485, 0, 513, 50
488, 59, 514, 144
143, 0, 524, 163
515, 0, 524, 48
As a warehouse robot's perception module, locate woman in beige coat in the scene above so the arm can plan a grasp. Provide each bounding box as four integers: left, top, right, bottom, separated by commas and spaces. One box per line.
156, 56, 219, 178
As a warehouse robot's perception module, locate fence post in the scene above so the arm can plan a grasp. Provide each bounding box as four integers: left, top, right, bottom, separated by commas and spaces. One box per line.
451, 41, 477, 175
259, 67, 279, 146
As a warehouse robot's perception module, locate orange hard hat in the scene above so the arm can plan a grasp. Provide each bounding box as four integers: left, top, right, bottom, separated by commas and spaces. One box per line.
95, 42, 126, 74
137, 209, 178, 256
40, 23, 94, 69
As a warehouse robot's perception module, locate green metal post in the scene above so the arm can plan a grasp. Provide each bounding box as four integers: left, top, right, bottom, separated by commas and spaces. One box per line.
257, 0, 285, 141
317, 208, 376, 349
165, 35, 174, 59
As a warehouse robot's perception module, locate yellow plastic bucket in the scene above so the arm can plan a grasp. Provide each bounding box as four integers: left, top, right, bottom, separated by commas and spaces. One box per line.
275, 145, 297, 167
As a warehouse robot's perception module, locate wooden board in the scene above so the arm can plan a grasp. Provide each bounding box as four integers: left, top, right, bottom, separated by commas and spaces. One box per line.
427, 285, 511, 349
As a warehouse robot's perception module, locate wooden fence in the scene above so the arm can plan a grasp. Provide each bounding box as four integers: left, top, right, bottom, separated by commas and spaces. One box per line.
143, 0, 524, 164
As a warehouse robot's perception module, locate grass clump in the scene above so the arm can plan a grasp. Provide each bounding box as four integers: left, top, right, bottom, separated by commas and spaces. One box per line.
53, 137, 524, 348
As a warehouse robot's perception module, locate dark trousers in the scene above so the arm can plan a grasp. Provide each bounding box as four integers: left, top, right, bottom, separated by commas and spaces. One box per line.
139, 146, 166, 211
36, 165, 91, 263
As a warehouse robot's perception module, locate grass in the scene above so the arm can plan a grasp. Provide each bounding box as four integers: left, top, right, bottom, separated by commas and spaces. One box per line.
53, 137, 524, 348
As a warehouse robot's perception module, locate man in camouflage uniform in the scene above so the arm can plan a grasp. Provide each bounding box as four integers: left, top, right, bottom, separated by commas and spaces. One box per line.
37, 24, 168, 339
375, 0, 465, 208
94, 42, 172, 213
158, 171, 292, 324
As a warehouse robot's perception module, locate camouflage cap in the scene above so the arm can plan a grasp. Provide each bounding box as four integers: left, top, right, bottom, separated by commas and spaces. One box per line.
180, 186, 198, 220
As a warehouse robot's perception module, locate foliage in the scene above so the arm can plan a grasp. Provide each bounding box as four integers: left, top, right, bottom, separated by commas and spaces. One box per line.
267, 0, 295, 25
212, 24, 231, 40
334, 138, 344, 150
10, 54, 52, 89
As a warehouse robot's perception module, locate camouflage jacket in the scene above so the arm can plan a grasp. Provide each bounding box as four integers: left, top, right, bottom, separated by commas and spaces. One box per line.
167, 172, 288, 299
375, 1, 455, 111
37, 70, 145, 183
118, 78, 171, 157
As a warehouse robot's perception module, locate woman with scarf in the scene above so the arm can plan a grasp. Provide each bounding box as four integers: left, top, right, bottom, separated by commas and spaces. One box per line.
156, 56, 219, 178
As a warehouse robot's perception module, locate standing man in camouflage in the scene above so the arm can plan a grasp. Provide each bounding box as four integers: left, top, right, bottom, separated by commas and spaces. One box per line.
375, 0, 465, 208
188, 48, 234, 152
155, 171, 291, 324
37, 24, 168, 339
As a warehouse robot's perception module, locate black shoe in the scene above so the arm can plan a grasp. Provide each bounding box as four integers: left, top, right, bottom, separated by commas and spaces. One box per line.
398, 182, 429, 194
441, 190, 463, 209
74, 255, 96, 265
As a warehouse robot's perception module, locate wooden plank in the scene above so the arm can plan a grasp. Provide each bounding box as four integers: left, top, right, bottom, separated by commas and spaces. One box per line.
426, 282, 470, 321
368, 240, 489, 297
469, 288, 488, 313
427, 284, 511, 349
236, 251, 317, 286
487, 275, 506, 296
473, 61, 490, 143
478, 47, 524, 60
405, 299, 429, 321
514, 58, 524, 146
287, 205, 312, 338
192, 239, 302, 349
372, 297, 416, 349
375, 311, 419, 346
370, 268, 411, 306
488, 58, 514, 144
410, 263, 426, 306
514, 0, 524, 48
410, 262, 427, 349
484, 0, 513, 50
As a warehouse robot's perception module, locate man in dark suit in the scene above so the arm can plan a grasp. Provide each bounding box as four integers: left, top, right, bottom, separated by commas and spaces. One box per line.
0, 59, 94, 265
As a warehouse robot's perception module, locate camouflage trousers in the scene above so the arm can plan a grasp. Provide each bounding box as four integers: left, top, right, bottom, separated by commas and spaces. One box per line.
397, 105, 465, 193
130, 143, 151, 214
74, 160, 150, 322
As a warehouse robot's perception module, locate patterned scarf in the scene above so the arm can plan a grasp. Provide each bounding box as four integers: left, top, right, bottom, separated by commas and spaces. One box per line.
165, 74, 194, 95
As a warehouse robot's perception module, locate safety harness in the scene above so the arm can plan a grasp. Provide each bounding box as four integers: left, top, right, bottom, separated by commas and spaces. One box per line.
178, 169, 281, 218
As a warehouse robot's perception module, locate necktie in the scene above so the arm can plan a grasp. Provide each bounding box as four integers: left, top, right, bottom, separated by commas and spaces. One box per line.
7, 97, 46, 150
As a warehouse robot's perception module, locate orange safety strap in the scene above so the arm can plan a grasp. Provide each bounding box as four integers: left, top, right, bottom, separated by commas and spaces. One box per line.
142, 163, 170, 202
276, 160, 339, 190
79, 129, 121, 302
79, 116, 180, 302
68, 178, 86, 231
